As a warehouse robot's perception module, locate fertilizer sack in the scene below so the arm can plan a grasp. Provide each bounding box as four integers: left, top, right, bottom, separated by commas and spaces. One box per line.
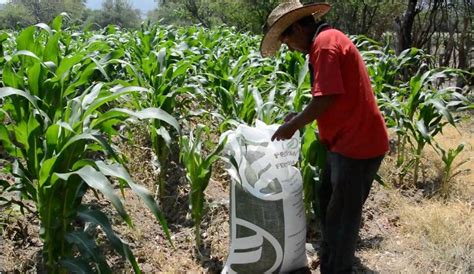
221, 121, 307, 273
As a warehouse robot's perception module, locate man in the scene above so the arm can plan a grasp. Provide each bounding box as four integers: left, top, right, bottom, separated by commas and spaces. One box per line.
261, 1, 389, 273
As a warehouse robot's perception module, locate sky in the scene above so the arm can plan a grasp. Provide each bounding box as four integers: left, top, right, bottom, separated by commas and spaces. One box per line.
0, 1, 157, 14
86, 0, 156, 13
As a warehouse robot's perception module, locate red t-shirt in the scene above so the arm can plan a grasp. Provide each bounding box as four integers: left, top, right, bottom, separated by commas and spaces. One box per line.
309, 28, 389, 159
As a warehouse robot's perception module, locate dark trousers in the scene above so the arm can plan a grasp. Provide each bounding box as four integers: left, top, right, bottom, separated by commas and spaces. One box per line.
319, 152, 384, 274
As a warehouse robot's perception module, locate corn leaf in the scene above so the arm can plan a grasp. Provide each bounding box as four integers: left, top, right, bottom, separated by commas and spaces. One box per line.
108, 108, 180, 133
77, 206, 141, 273
16, 26, 35, 52
44, 32, 61, 65
60, 259, 94, 274
0, 87, 40, 113
82, 86, 149, 118
64, 231, 111, 274
95, 161, 173, 244
55, 166, 132, 227
52, 13, 70, 32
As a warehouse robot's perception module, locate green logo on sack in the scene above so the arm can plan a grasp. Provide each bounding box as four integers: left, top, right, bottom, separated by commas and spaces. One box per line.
286, 138, 299, 150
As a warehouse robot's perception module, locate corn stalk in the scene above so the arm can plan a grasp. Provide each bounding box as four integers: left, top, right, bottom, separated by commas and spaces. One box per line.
179, 124, 226, 248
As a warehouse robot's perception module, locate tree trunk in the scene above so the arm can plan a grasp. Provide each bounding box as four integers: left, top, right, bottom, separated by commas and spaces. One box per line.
414, 0, 443, 50
456, 11, 471, 87
185, 0, 210, 28
396, 0, 419, 53
442, 18, 457, 67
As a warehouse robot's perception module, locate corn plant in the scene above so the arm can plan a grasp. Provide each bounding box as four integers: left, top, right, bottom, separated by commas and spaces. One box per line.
380, 67, 470, 184
277, 50, 311, 112
200, 53, 261, 127
357, 35, 472, 185
182, 28, 293, 129
356, 34, 431, 95
179, 124, 226, 248
255, 86, 287, 125
299, 122, 327, 219
0, 16, 177, 272
0, 84, 178, 272
434, 143, 468, 199
123, 25, 194, 199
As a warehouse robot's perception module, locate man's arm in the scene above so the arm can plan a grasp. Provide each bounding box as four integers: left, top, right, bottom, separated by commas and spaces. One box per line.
271, 95, 336, 141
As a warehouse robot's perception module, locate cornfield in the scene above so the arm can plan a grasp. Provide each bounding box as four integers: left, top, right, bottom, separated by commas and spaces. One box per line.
0, 15, 472, 273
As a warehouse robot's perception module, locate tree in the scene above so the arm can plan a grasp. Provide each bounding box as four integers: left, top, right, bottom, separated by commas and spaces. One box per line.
10, 0, 42, 22
455, 0, 472, 86
2, 0, 86, 27
151, 0, 408, 37
308, 0, 404, 39
0, 2, 35, 29
396, 0, 421, 52
394, 0, 472, 85
149, 0, 279, 33
89, 0, 141, 29
63, 0, 87, 20
239, 0, 280, 32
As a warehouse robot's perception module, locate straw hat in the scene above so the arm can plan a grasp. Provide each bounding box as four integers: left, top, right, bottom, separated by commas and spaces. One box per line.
260, 1, 331, 57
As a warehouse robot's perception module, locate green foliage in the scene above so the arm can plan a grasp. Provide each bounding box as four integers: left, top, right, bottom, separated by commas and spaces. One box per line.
0, 15, 173, 273
300, 122, 326, 219
434, 143, 468, 199
179, 124, 226, 248
0, 0, 142, 30
358, 35, 472, 185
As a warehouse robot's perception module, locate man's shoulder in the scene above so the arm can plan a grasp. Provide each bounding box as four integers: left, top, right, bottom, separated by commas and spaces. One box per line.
314, 28, 350, 48
318, 28, 350, 41
312, 28, 355, 56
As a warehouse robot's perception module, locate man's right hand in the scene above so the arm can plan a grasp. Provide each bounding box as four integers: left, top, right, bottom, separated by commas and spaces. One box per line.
271, 120, 298, 141
284, 112, 298, 122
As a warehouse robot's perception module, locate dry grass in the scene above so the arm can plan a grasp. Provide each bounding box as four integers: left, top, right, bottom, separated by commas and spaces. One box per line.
356, 179, 473, 273
389, 120, 474, 273
357, 118, 474, 273
384, 197, 473, 273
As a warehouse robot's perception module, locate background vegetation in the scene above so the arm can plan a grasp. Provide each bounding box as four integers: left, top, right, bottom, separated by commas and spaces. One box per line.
0, 0, 474, 86
0, 0, 471, 83
155, 0, 472, 83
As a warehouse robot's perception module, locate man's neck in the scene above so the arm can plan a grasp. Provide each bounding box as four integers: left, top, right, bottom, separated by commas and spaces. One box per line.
312, 22, 330, 41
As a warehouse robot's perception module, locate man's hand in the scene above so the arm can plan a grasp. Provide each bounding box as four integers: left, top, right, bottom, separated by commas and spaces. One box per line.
271, 120, 298, 141
271, 95, 336, 142
284, 112, 298, 122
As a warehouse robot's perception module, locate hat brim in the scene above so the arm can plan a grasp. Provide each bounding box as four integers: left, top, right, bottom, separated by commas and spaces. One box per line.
260, 3, 331, 57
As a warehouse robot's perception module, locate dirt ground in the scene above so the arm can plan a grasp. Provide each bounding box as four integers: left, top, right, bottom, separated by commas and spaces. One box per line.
1, 116, 472, 273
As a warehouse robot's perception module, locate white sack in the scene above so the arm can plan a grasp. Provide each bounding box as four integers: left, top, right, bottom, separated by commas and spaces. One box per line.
221, 120, 307, 273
